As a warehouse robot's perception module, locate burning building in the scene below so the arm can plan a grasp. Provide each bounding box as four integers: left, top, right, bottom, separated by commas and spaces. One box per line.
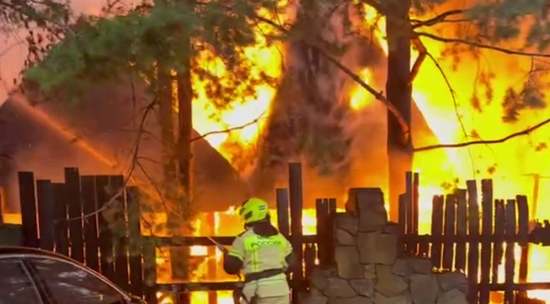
2, 0, 550, 303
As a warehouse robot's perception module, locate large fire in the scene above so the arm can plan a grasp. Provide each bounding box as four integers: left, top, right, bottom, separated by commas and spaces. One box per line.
2, 0, 550, 303
177, 2, 550, 304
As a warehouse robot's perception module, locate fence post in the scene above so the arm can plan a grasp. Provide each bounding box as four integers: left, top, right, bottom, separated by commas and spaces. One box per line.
276, 188, 290, 237
96, 175, 115, 279
126, 186, 144, 298
18, 171, 39, 248
479, 179, 493, 304
466, 180, 479, 304
327, 198, 336, 265
503, 199, 516, 302
315, 199, 327, 265
65, 167, 84, 262
492, 199, 505, 283
143, 240, 158, 304
36, 180, 55, 251
454, 189, 467, 270
288, 162, 304, 302
81, 176, 100, 272
430, 195, 444, 269
52, 183, 69, 256
442, 194, 456, 270
110, 175, 130, 291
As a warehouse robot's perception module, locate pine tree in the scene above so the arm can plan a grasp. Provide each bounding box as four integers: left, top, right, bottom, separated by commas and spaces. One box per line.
20, 0, 550, 231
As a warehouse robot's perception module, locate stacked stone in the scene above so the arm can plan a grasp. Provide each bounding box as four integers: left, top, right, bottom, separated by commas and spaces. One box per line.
304, 188, 469, 304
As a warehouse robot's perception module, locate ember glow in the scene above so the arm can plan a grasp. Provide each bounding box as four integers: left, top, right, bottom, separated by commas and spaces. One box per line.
177, 3, 550, 304
3, 0, 550, 303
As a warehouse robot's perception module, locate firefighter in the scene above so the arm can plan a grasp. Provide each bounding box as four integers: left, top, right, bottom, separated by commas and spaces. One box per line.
223, 198, 295, 304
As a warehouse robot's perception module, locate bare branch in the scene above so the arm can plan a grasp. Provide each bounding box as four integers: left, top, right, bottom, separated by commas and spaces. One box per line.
136, 156, 161, 164
190, 112, 266, 142
411, 10, 465, 28
61, 98, 157, 222
416, 32, 550, 58
409, 37, 426, 84
414, 117, 550, 152
253, 14, 411, 143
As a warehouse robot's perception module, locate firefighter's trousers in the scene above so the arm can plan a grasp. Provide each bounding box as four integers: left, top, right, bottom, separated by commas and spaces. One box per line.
240, 275, 290, 304
240, 295, 289, 304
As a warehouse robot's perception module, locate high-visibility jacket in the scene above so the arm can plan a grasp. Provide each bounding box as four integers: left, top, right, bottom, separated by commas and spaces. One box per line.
228, 228, 292, 298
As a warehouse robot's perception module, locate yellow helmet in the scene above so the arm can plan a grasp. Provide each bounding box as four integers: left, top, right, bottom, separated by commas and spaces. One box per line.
239, 198, 269, 224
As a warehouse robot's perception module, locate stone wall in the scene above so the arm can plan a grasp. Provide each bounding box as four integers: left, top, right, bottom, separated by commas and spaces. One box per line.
304, 188, 469, 304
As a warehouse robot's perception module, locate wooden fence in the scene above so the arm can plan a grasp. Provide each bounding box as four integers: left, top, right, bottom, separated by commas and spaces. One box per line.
15, 163, 335, 304
14, 164, 550, 304
399, 172, 550, 304
17, 169, 151, 298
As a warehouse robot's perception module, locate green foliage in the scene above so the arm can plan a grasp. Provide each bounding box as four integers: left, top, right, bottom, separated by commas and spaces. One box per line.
24, 0, 282, 104
0, 0, 69, 30
410, 0, 550, 122
466, 0, 550, 49
502, 73, 547, 122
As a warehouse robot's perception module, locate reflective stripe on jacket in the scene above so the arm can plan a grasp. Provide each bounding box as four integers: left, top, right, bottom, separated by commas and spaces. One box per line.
228, 228, 292, 297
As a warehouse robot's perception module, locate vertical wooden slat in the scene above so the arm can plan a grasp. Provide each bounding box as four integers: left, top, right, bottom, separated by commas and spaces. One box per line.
52, 183, 69, 256
65, 167, 84, 262
36, 180, 55, 251
110, 175, 129, 291
516, 195, 529, 298
315, 199, 327, 265
143, 241, 158, 304
81, 176, 100, 272
491, 199, 505, 283
402, 192, 413, 254
455, 189, 467, 271
430, 195, 444, 269
276, 188, 290, 237
18, 171, 39, 248
405, 172, 413, 244
442, 194, 456, 270
304, 243, 316, 281
206, 212, 217, 304
288, 162, 304, 304
126, 186, 143, 298
412, 172, 420, 235
479, 179, 493, 304
327, 198, 337, 265
516, 195, 529, 245
504, 199, 516, 303
466, 180, 480, 304
96, 175, 115, 279
398, 193, 407, 236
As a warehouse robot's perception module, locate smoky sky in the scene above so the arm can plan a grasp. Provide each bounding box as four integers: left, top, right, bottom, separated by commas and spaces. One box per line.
0, 0, 141, 104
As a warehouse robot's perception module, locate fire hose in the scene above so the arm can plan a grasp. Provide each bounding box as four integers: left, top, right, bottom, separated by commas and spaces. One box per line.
206, 237, 255, 304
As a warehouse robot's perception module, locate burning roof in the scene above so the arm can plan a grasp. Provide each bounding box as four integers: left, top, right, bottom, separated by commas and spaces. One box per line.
0, 84, 249, 212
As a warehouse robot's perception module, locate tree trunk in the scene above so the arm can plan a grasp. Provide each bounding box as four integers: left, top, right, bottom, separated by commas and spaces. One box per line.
385, 0, 413, 221
170, 0, 195, 284
158, 73, 177, 190
171, 33, 194, 285
176, 60, 193, 203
